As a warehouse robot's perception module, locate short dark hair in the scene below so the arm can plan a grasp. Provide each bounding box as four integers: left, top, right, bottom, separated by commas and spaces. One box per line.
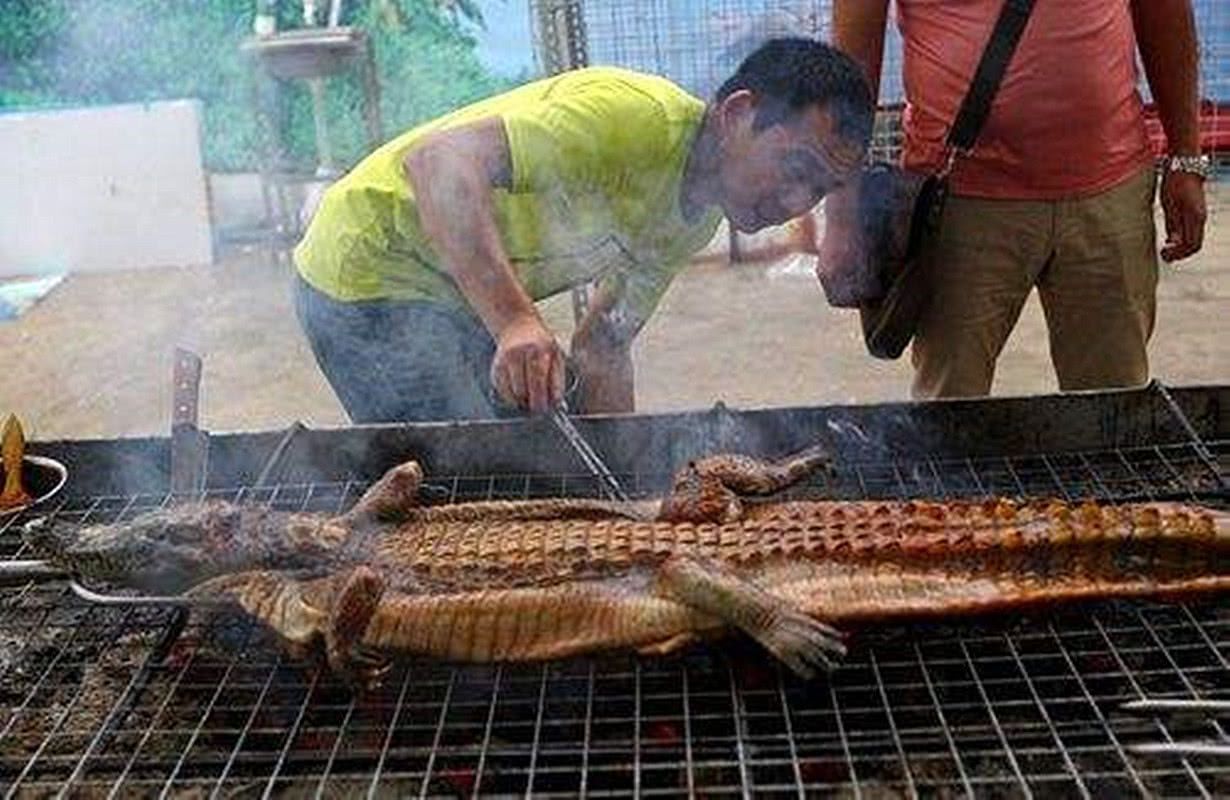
716, 37, 873, 146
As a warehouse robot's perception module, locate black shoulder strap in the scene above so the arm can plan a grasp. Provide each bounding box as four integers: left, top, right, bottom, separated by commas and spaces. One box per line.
946, 0, 1037, 151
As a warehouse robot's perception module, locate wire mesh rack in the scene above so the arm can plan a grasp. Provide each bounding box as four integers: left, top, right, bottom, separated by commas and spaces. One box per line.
549, 0, 899, 165
0, 436, 1226, 797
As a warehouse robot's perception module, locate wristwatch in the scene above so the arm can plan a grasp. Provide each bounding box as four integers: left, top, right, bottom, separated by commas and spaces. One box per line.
1166, 153, 1213, 180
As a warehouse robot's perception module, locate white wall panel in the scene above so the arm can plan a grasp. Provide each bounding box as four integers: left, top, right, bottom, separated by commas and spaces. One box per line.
0, 100, 212, 275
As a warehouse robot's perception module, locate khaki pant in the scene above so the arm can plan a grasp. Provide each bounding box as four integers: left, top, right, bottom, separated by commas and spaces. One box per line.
911, 167, 1159, 399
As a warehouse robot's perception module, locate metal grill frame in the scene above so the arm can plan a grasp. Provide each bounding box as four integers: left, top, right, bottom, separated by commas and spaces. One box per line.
1, 385, 1228, 797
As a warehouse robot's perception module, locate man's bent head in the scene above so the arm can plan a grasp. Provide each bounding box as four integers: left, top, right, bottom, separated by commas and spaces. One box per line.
710, 37, 873, 233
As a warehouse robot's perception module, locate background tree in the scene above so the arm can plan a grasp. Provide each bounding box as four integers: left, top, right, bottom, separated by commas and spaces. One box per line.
0, 0, 517, 170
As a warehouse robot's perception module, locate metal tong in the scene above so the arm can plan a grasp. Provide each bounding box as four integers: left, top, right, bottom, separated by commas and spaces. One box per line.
548, 403, 630, 503
1119, 697, 1230, 757
0, 557, 214, 606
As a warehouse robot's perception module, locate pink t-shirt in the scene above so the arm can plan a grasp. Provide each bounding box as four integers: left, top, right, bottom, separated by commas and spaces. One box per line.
897, 0, 1155, 198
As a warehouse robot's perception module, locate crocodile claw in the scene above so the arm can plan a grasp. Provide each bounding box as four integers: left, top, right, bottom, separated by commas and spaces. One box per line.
350, 644, 388, 667
344, 647, 392, 691
758, 610, 847, 679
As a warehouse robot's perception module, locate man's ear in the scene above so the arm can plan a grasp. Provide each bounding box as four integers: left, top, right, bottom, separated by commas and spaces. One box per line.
716, 89, 757, 136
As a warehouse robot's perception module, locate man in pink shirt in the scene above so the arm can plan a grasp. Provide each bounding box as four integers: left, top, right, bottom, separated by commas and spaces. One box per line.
829, 0, 1207, 398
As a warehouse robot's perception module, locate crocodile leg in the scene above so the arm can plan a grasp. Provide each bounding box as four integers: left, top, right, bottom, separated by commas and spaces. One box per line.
658, 445, 831, 523
344, 461, 424, 524
189, 566, 391, 689
316, 566, 389, 687
656, 555, 846, 678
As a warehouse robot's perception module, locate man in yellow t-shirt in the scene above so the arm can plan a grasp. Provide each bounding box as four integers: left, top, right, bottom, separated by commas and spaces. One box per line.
293, 37, 872, 422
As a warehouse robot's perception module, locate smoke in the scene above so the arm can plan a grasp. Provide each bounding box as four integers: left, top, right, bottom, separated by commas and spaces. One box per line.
823, 407, 943, 464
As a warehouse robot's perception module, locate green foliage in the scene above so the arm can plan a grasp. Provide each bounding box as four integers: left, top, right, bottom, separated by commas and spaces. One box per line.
0, 0, 519, 171
274, 0, 516, 171
0, 0, 69, 62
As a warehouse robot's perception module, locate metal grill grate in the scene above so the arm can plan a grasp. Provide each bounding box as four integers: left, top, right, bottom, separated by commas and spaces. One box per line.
0, 439, 1226, 797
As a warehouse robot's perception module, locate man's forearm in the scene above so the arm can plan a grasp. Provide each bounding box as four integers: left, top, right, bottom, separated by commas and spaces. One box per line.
575, 347, 634, 414
1132, 0, 1200, 155
404, 131, 539, 337
832, 0, 890, 100
572, 287, 636, 413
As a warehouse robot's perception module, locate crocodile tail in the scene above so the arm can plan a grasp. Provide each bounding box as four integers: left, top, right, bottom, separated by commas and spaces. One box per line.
1094, 503, 1230, 580
779, 443, 834, 483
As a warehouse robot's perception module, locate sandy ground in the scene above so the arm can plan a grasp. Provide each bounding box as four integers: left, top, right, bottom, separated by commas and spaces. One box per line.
2, 191, 1227, 441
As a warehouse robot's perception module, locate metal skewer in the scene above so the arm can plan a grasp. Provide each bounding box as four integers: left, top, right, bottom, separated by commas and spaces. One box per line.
1120, 698, 1230, 758
1120, 699, 1230, 714
68, 579, 225, 608
0, 557, 224, 607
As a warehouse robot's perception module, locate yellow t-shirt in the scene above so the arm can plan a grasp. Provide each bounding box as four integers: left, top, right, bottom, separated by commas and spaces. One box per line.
293, 67, 723, 332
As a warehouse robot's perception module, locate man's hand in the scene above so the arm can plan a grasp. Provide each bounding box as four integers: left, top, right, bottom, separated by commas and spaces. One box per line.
815, 182, 868, 307
1130, 0, 1202, 261
1159, 170, 1207, 263
491, 313, 565, 413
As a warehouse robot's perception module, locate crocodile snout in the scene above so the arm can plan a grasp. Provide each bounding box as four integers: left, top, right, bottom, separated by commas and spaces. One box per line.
22, 516, 68, 558
22, 507, 228, 593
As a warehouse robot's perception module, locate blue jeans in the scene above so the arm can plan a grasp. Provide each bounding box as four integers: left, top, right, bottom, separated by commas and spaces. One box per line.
294, 276, 514, 422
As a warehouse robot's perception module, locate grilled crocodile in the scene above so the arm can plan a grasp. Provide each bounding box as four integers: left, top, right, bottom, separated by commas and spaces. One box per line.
24, 448, 1230, 687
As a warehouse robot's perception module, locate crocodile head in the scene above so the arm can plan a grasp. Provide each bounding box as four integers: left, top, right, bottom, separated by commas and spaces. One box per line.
23, 501, 269, 594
